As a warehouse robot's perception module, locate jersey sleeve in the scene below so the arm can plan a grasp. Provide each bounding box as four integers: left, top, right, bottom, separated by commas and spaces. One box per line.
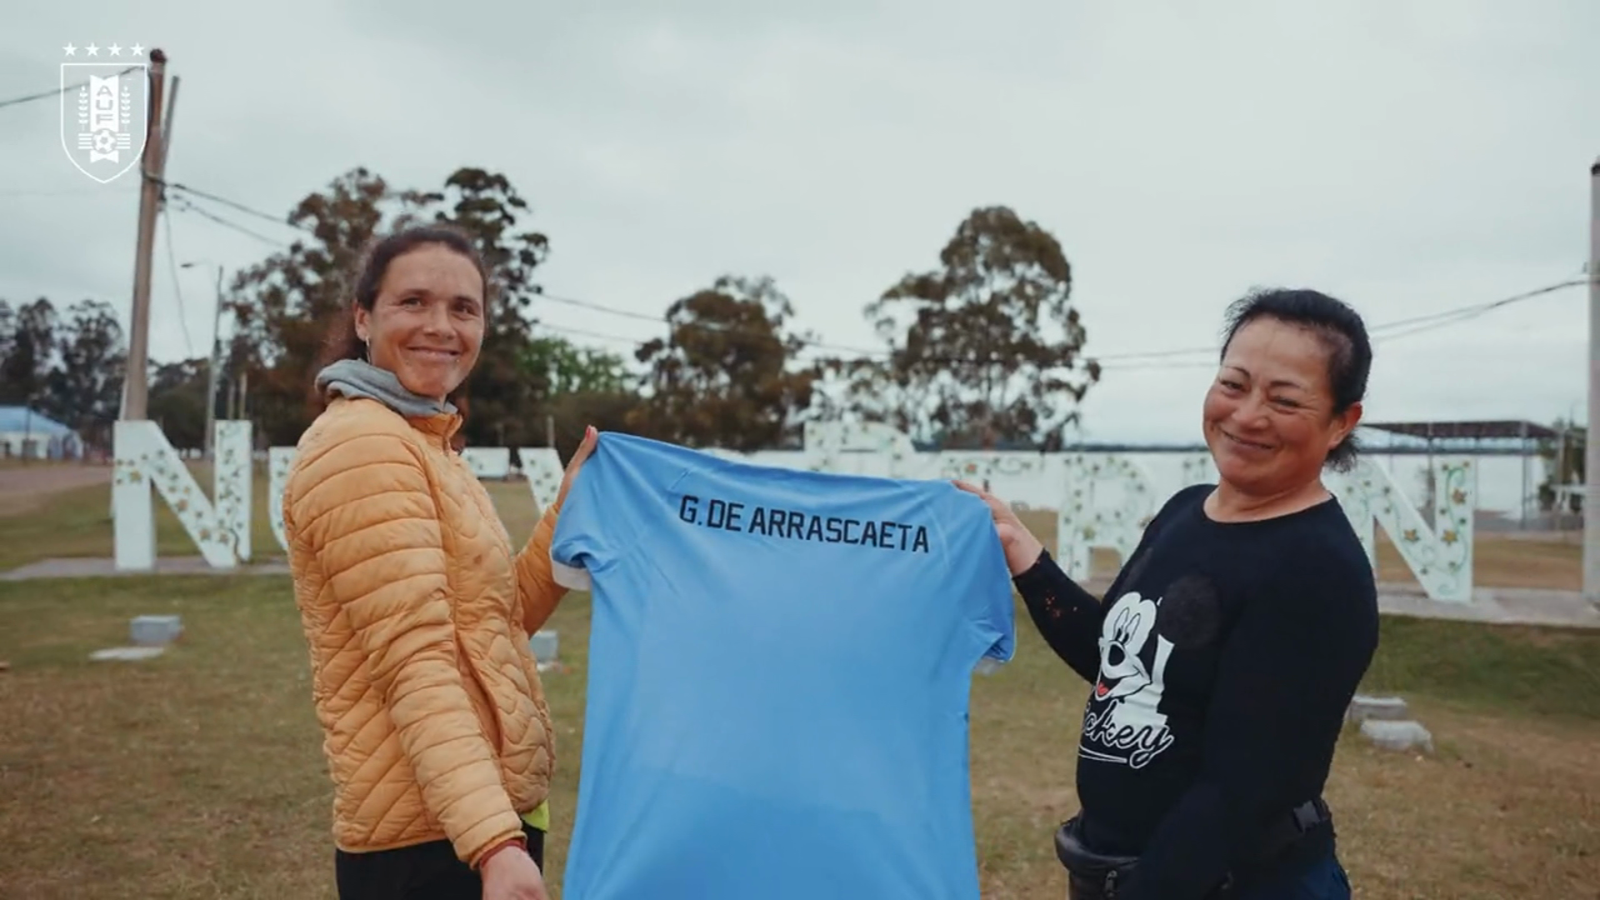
958, 489, 1018, 664
548, 440, 613, 592
975, 565, 1016, 663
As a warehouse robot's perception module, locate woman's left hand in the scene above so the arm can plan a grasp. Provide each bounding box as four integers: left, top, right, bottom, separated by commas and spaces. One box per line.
554, 426, 598, 509
954, 480, 1046, 576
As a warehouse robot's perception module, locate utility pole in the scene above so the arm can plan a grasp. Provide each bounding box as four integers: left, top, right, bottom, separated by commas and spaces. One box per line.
207, 265, 222, 457
1585, 156, 1600, 599
121, 48, 169, 421
182, 262, 224, 459
158, 75, 179, 175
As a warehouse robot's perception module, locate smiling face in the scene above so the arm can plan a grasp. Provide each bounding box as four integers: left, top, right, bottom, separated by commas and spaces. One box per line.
352, 243, 486, 402
1203, 316, 1361, 497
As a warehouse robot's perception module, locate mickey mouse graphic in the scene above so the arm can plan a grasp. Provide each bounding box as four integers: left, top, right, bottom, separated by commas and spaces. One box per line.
1079, 591, 1177, 770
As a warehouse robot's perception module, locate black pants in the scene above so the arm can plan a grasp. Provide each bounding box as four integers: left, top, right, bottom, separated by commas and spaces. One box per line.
1066, 850, 1350, 900
335, 824, 545, 900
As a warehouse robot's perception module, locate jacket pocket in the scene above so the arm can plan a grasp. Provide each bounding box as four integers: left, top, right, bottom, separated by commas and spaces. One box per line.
456, 636, 506, 754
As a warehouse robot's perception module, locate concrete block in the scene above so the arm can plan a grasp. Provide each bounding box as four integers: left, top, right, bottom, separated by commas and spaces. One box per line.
91, 646, 166, 662
528, 630, 558, 663
1347, 694, 1409, 723
1360, 719, 1433, 754
130, 615, 182, 646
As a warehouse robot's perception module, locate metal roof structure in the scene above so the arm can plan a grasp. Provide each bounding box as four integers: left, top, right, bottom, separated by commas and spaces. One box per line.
1360, 419, 1559, 441
0, 406, 75, 435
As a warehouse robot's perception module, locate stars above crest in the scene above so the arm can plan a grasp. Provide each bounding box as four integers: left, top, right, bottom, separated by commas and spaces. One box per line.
63, 42, 146, 57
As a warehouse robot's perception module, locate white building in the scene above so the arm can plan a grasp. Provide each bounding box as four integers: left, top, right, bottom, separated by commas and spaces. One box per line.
0, 406, 83, 459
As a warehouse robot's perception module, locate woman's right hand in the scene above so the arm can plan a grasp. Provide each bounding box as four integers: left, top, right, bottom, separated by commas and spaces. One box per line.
554, 425, 599, 510
481, 845, 549, 900
953, 480, 1046, 576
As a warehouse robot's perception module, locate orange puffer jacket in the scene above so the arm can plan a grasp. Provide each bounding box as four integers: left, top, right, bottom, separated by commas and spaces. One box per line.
282, 395, 566, 867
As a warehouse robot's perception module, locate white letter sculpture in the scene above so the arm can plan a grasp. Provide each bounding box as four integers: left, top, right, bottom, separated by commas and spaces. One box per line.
113, 420, 252, 570
112, 419, 1480, 603
517, 447, 567, 516
1329, 458, 1476, 602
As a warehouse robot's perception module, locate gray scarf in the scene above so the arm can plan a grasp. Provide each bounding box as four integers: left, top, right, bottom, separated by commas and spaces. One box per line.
314, 358, 457, 417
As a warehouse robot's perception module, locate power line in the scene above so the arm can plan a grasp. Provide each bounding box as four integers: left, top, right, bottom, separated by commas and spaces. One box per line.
164, 179, 303, 229
162, 178, 1587, 369
1095, 277, 1587, 368
1363, 279, 1584, 340
548, 272, 1584, 370
163, 181, 891, 357
161, 184, 858, 353
537, 277, 1589, 371
537, 292, 684, 326
538, 322, 647, 348
537, 292, 883, 357
0, 64, 143, 111
158, 181, 900, 369
160, 207, 195, 357
171, 195, 289, 247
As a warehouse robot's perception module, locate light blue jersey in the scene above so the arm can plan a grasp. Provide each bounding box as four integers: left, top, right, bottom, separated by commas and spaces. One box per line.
550, 433, 1014, 900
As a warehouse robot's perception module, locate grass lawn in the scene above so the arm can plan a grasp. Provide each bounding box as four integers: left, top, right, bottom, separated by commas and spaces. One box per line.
1, 466, 1587, 592
1, 473, 1597, 897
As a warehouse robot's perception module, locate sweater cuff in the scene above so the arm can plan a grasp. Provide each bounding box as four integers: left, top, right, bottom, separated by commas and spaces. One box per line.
1011, 547, 1056, 597
465, 814, 528, 870
473, 833, 528, 871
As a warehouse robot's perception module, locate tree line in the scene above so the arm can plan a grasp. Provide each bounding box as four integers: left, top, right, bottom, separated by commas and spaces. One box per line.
1, 166, 1103, 460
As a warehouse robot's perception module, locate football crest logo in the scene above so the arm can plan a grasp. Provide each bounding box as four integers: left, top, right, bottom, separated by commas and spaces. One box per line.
59, 43, 149, 184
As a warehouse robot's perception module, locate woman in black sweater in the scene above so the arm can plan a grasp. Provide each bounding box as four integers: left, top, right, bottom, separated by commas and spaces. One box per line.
960, 289, 1379, 900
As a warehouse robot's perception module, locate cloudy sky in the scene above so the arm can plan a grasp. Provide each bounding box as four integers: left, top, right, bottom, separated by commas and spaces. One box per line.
2, 0, 1596, 443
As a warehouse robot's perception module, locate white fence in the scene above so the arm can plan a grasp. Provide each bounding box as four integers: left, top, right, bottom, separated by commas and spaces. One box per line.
111, 420, 1479, 602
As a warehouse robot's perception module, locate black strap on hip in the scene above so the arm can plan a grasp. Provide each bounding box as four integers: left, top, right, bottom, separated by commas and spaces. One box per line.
1057, 797, 1333, 899
1213, 797, 1332, 895
1244, 797, 1331, 865
1055, 815, 1137, 899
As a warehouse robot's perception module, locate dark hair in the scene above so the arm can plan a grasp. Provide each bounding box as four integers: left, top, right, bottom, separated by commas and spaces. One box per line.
1218, 288, 1372, 472
311, 224, 491, 447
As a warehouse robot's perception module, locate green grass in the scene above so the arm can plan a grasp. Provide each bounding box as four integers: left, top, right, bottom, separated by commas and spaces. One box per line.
0, 574, 592, 900
0, 464, 282, 573
1, 481, 1598, 897
1362, 616, 1600, 720
0, 570, 1597, 899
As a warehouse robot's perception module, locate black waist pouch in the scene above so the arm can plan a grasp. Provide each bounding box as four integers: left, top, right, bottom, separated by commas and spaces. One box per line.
1055, 815, 1140, 899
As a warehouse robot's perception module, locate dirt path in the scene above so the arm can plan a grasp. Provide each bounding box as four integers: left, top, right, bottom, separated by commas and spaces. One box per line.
0, 463, 111, 516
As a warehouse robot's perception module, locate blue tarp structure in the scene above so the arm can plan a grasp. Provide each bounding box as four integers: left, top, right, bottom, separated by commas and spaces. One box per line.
0, 406, 83, 459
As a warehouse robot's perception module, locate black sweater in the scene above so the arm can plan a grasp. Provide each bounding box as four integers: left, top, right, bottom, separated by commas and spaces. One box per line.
1013, 484, 1379, 900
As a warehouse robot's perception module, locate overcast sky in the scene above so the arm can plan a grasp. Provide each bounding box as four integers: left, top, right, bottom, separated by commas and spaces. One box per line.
2, 0, 1596, 443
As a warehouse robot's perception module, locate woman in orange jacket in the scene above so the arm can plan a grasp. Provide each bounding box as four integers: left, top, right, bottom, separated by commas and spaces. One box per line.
282, 223, 594, 900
